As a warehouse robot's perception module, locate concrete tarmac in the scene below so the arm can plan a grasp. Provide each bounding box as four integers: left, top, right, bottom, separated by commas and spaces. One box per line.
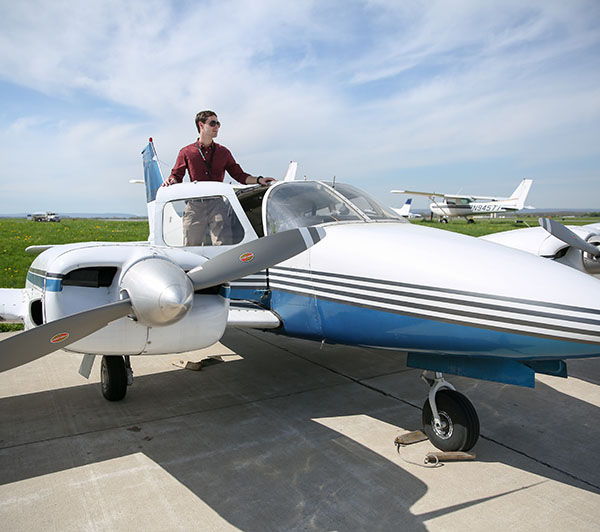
1, 328, 599, 531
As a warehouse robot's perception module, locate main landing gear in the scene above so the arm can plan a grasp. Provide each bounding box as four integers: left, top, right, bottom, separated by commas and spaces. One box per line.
421, 371, 480, 451
101, 355, 133, 401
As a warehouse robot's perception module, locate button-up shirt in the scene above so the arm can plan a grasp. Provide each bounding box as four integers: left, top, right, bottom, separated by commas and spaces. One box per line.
167, 141, 250, 184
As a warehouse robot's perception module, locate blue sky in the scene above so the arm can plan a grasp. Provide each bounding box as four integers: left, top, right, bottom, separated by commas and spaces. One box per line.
1, 0, 599, 215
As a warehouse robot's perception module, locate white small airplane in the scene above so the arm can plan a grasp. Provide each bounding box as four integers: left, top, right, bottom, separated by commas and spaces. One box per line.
1, 141, 599, 454
392, 179, 533, 222
392, 198, 422, 219
481, 219, 600, 278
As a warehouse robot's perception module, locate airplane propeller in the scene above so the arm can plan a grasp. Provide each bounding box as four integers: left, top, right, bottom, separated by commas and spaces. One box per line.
0, 226, 325, 373
539, 217, 600, 259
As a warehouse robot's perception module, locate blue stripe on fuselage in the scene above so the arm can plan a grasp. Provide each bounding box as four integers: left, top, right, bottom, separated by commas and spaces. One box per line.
270, 290, 600, 361
27, 270, 62, 292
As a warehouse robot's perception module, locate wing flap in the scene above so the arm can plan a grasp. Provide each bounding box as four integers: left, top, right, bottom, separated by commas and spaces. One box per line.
228, 300, 280, 329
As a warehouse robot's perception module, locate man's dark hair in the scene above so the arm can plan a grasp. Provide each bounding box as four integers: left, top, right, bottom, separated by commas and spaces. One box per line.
195, 110, 217, 132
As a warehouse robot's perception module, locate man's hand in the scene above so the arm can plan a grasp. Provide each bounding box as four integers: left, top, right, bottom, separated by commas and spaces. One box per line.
256, 176, 276, 186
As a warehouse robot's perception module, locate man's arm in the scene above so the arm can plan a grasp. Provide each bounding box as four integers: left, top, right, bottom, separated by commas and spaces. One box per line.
163, 150, 187, 186
224, 150, 276, 186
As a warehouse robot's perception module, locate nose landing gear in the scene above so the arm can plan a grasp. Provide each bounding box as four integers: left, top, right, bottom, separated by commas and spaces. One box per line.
421, 371, 480, 452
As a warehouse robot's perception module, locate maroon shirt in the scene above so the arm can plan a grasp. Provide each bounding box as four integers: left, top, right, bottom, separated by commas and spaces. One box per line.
167, 141, 250, 184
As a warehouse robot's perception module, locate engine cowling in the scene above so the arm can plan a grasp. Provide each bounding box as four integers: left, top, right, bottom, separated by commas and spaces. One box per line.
120, 257, 194, 327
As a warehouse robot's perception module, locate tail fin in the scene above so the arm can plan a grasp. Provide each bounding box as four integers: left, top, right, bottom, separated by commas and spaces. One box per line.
141, 138, 165, 203
283, 161, 298, 182
398, 198, 413, 217
510, 179, 533, 210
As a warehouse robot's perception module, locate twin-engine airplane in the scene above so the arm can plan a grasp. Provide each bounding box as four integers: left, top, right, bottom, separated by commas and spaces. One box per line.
392, 179, 533, 222
481, 218, 600, 279
1, 140, 599, 454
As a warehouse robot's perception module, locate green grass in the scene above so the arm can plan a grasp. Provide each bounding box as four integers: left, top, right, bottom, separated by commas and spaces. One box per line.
409, 215, 600, 237
0, 218, 149, 289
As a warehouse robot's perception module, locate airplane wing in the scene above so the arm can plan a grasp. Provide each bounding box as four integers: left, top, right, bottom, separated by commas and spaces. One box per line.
391, 189, 453, 198
0, 288, 30, 323
391, 189, 482, 201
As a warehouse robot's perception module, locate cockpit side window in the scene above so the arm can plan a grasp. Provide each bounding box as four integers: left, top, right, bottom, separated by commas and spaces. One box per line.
329, 183, 404, 221
163, 196, 245, 246
265, 182, 363, 234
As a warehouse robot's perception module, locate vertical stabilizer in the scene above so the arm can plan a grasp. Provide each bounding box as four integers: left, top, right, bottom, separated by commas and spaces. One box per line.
141, 138, 165, 203
283, 161, 298, 182
141, 138, 165, 243
510, 179, 533, 210
398, 198, 413, 217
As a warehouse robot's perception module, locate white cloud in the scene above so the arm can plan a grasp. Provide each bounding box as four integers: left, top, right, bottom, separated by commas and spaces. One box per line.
0, 0, 598, 212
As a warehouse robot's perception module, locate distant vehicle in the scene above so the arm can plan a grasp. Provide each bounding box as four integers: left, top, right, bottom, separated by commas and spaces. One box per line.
392, 179, 533, 223
30, 212, 61, 222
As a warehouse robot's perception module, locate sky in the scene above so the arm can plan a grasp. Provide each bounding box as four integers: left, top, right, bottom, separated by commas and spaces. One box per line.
0, 0, 599, 215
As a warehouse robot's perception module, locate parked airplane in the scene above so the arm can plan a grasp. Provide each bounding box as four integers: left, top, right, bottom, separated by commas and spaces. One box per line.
392, 198, 422, 219
481, 218, 600, 278
392, 179, 533, 222
1, 142, 599, 454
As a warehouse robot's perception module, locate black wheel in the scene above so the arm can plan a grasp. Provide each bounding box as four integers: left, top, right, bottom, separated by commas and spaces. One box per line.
440, 218, 448, 224
101, 355, 127, 401
422, 389, 480, 451
467, 218, 475, 224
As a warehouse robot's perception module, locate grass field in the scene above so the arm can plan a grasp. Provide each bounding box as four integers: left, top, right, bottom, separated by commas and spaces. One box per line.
0, 218, 149, 289
2, 215, 599, 289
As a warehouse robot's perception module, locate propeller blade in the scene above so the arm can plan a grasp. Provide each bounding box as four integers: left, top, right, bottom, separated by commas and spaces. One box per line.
0, 299, 132, 372
539, 218, 600, 258
188, 226, 326, 291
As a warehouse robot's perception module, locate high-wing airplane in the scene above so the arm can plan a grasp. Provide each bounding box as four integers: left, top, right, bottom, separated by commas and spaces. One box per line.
1, 141, 599, 455
392, 179, 533, 222
392, 198, 422, 219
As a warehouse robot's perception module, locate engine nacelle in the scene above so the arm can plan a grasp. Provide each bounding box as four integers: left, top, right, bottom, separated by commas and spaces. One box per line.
120, 256, 194, 327
583, 236, 600, 274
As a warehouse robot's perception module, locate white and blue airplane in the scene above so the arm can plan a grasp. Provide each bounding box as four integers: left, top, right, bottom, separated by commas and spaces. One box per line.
392, 198, 422, 219
1, 139, 599, 453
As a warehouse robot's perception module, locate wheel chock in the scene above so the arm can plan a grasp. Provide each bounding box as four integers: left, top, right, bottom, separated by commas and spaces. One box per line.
394, 430, 428, 450
424, 451, 476, 465
171, 359, 203, 371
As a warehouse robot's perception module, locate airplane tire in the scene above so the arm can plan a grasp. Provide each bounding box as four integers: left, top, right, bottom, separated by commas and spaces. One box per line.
422, 389, 480, 452
101, 355, 127, 401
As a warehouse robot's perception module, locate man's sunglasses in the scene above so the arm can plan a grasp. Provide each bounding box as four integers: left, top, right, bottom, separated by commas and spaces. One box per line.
207, 120, 221, 127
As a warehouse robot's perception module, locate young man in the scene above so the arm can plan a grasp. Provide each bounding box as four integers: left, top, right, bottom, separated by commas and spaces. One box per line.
164, 110, 275, 187
164, 110, 276, 245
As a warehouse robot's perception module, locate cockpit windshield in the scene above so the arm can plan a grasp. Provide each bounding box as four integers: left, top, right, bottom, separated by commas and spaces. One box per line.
265, 182, 364, 234
327, 182, 404, 221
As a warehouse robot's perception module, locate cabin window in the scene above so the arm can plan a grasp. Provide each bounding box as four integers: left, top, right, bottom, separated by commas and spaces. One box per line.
163, 196, 245, 246
265, 182, 363, 234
